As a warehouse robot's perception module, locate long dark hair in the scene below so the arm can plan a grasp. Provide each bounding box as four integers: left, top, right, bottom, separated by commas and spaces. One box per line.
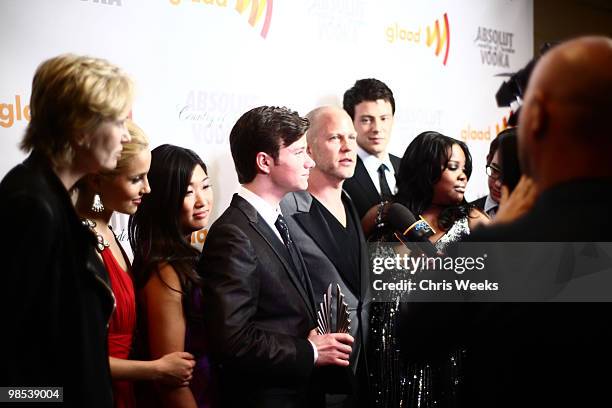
129, 144, 207, 316
395, 131, 474, 231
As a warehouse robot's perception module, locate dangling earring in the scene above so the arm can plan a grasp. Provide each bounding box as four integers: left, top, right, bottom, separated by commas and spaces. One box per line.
91, 193, 104, 213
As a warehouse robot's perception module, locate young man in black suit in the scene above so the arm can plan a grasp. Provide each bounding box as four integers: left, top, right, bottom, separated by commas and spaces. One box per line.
281, 106, 371, 407
342, 79, 400, 221
464, 36, 612, 407
199, 106, 354, 408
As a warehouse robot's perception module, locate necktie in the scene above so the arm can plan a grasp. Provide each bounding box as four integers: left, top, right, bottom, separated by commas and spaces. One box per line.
378, 163, 393, 200
274, 215, 308, 290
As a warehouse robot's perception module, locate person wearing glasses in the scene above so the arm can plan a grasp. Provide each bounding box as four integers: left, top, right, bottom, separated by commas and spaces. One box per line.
470, 131, 506, 218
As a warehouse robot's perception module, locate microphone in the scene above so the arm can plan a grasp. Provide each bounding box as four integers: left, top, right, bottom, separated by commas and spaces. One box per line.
386, 203, 440, 257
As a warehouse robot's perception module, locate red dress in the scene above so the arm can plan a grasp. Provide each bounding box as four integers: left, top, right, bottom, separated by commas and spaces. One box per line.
101, 246, 137, 408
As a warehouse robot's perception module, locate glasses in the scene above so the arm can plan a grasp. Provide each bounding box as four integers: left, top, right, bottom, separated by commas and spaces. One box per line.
486, 164, 502, 180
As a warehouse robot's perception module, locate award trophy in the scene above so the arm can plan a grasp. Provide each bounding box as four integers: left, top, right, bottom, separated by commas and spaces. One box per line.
316, 283, 351, 334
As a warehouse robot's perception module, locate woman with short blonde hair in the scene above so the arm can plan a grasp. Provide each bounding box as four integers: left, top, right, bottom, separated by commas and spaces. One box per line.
0, 53, 133, 407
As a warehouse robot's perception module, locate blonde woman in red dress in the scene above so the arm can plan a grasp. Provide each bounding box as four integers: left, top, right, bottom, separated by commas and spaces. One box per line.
75, 121, 196, 408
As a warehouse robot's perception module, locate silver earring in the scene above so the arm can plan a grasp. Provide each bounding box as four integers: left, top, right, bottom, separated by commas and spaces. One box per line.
91, 193, 104, 213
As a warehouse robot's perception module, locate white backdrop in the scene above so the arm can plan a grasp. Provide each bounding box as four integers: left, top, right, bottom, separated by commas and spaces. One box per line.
0, 0, 533, 248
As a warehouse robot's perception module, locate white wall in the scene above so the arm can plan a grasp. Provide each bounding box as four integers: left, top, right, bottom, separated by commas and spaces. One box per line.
0, 0, 533, 248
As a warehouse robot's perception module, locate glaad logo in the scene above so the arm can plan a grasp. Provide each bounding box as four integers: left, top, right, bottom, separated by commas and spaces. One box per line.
494, 115, 509, 135
1, 95, 30, 129
425, 13, 450, 66
460, 115, 509, 142
385, 13, 450, 66
474, 26, 515, 68
80, 0, 122, 6
235, 0, 273, 39
169, 0, 272, 39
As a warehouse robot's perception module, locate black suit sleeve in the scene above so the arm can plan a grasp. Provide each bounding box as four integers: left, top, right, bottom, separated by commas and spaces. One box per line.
1, 192, 61, 385
199, 223, 314, 380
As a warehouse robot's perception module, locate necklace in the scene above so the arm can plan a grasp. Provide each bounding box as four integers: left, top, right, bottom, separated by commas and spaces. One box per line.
82, 218, 110, 252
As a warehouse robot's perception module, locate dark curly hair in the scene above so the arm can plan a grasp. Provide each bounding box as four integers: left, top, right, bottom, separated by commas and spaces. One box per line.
395, 131, 474, 231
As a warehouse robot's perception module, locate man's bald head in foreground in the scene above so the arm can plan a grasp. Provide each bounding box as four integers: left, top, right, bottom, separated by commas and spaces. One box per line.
518, 36, 612, 189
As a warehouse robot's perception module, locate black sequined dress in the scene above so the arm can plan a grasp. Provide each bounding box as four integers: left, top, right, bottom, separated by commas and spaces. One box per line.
368, 216, 470, 408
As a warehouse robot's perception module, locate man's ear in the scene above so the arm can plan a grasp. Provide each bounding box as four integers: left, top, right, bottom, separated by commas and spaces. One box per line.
527, 92, 548, 141
255, 152, 272, 175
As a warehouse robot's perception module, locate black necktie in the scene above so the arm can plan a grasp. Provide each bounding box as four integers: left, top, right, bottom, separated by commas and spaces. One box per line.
378, 163, 393, 200
274, 215, 308, 290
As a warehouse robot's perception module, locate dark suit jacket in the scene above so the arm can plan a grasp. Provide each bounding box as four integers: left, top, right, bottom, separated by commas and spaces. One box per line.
281, 191, 371, 397
469, 195, 487, 211
198, 194, 319, 408
343, 154, 401, 220
0, 152, 114, 407
461, 179, 612, 407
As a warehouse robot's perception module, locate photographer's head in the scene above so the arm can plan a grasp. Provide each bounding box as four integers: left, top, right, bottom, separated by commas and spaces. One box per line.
518, 36, 612, 189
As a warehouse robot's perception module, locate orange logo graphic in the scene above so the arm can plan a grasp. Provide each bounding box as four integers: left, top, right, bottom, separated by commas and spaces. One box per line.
460, 114, 509, 142
425, 13, 450, 65
235, 0, 273, 39
494, 115, 509, 135
191, 228, 209, 245
169, 0, 272, 39
1, 95, 30, 129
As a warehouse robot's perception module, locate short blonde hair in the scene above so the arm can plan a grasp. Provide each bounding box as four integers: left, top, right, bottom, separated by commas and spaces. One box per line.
106, 120, 149, 175
21, 54, 134, 167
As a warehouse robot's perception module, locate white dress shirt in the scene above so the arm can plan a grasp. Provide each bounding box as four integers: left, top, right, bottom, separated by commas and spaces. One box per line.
484, 194, 499, 218
357, 146, 397, 195
238, 186, 283, 242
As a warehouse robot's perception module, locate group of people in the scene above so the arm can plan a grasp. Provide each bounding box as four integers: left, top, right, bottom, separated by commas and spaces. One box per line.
0, 34, 611, 408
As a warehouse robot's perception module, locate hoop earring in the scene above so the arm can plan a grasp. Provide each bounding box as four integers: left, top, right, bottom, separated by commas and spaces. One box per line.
91, 193, 104, 213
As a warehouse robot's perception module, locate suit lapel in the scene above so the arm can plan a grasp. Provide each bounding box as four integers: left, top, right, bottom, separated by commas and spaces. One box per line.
292, 193, 361, 296
231, 195, 317, 321
354, 156, 382, 205
390, 153, 401, 174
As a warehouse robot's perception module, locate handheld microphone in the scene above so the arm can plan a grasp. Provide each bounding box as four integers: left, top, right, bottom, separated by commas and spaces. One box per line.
387, 203, 440, 257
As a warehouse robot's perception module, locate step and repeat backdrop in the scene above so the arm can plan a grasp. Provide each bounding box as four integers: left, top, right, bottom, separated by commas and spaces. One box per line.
0, 0, 533, 247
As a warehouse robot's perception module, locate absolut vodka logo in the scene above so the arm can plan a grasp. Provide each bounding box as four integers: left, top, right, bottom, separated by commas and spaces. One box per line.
474, 26, 514, 68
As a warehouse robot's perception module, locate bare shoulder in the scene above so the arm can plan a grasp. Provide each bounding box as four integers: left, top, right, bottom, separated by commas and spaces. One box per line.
143, 262, 182, 299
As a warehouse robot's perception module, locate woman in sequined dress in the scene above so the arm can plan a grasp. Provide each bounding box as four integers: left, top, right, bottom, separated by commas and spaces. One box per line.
368, 131, 489, 408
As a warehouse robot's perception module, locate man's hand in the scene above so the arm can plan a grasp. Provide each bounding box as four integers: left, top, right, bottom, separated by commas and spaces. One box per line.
308, 329, 354, 367
493, 176, 538, 225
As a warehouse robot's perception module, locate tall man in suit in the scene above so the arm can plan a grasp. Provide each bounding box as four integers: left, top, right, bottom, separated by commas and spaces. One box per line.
465, 36, 612, 407
281, 106, 371, 407
199, 106, 354, 408
342, 78, 401, 221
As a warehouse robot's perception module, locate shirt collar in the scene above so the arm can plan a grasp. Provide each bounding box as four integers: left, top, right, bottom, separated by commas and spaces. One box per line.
357, 146, 393, 173
238, 186, 281, 228
484, 194, 499, 213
